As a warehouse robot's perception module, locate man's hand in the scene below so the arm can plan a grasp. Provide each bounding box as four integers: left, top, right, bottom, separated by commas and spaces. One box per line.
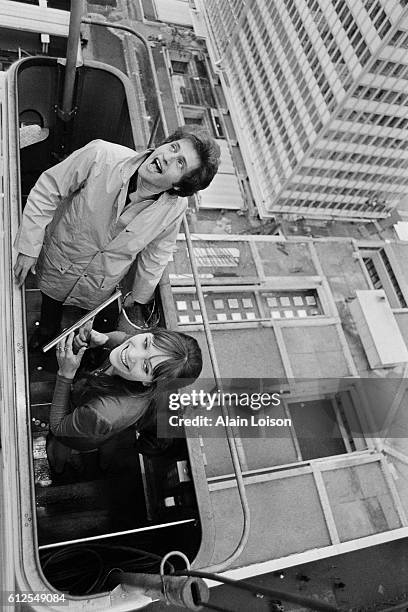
14, 253, 37, 287
73, 319, 108, 353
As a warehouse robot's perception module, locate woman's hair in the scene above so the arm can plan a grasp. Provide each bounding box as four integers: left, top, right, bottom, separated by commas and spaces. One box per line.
74, 328, 202, 410
162, 125, 221, 197
149, 328, 203, 389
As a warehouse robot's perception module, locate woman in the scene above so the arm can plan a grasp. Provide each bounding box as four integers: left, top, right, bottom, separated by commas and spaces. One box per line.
48, 325, 202, 460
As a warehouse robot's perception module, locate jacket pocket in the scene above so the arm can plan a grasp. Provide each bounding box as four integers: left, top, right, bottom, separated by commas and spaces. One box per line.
42, 247, 73, 274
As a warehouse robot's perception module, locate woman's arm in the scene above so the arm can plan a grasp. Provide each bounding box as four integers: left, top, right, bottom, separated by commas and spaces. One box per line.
49, 382, 112, 440
49, 373, 75, 434
50, 332, 109, 440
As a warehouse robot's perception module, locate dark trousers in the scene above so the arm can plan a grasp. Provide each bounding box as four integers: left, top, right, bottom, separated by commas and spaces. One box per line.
39, 292, 119, 337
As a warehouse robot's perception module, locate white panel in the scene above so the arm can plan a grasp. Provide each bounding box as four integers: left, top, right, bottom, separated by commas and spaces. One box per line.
217, 139, 236, 174
190, 6, 207, 38
199, 173, 243, 209
199, 138, 244, 209
154, 0, 193, 26
394, 222, 408, 241
349, 290, 408, 368
0, 0, 69, 36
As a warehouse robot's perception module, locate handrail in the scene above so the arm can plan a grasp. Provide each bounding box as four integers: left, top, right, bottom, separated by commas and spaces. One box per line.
81, 16, 251, 572
182, 219, 251, 573
59, 0, 84, 120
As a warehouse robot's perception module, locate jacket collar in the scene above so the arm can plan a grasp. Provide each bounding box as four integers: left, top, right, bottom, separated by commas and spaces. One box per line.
120, 148, 154, 184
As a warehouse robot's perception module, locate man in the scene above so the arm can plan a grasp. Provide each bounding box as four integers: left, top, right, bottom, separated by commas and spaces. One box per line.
14, 126, 220, 346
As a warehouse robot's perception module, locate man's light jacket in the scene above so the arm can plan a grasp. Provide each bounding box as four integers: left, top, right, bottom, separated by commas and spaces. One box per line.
15, 139, 187, 309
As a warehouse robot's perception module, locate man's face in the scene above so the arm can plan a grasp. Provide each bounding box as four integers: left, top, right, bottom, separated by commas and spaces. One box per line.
138, 138, 201, 193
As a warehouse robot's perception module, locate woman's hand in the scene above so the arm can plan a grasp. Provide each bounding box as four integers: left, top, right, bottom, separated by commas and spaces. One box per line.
88, 329, 109, 348
73, 319, 108, 353
57, 332, 86, 379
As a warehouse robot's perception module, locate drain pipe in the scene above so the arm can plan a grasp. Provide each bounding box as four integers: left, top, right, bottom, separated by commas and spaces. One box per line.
59, 0, 84, 121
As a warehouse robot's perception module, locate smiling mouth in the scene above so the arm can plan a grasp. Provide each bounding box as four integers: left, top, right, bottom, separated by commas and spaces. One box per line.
152, 157, 162, 173
120, 346, 129, 369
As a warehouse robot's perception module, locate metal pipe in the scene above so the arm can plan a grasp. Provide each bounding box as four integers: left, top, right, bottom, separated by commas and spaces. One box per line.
182, 220, 251, 573
42, 290, 122, 352
109, 572, 209, 610
178, 569, 339, 612
60, 0, 84, 121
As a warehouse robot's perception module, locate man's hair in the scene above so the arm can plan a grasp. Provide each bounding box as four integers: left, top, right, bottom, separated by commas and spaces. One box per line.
162, 125, 221, 197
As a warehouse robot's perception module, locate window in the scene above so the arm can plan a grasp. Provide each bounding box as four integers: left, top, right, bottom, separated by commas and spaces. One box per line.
171, 61, 189, 74
262, 290, 323, 319
173, 286, 325, 326
193, 247, 240, 268
184, 116, 204, 127
286, 388, 365, 461
174, 291, 260, 324
288, 399, 347, 460
361, 248, 407, 308
210, 110, 225, 138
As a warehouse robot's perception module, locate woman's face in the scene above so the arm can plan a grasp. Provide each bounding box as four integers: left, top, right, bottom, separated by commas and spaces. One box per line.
109, 333, 170, 384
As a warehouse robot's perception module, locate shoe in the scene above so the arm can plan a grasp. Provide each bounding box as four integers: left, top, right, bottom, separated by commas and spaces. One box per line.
122, 301, 146, 329
122, 299, 160, 330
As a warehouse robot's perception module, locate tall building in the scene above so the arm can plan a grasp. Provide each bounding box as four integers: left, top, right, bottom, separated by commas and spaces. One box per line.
197, 0, 408, 221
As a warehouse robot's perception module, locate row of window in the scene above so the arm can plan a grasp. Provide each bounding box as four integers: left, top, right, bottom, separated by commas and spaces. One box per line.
362, 248, 407, 308
311, 148, 408, 169
233, 41, 295, 179
338, 108, 408, 130
240, 31, 299, 163
174, 247, 408, 326
303, 166, 408, 186
248, 2, 325, 122
389, 29, 408, 49
332, 1, 371, 64
281, 0, 336, 105
206, 0, 235, 55
275, 197, 387, 213
236, 2, 334, 187
246, 24, 313, 155
174, 290, 323, 326
354, 85, 408, 107
289, 181, 388, 197
231, 43, 288, 185
371, 59, 408, 80
326, 129, 408, 150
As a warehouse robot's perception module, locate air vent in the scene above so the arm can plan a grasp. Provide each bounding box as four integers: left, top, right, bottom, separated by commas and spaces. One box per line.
349, 290, 408, 368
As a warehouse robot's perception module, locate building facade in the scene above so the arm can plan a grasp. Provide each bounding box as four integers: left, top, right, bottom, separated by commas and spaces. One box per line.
198, 0, 408, 221
134, 0, 254, 213
164, 231, 408, 583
